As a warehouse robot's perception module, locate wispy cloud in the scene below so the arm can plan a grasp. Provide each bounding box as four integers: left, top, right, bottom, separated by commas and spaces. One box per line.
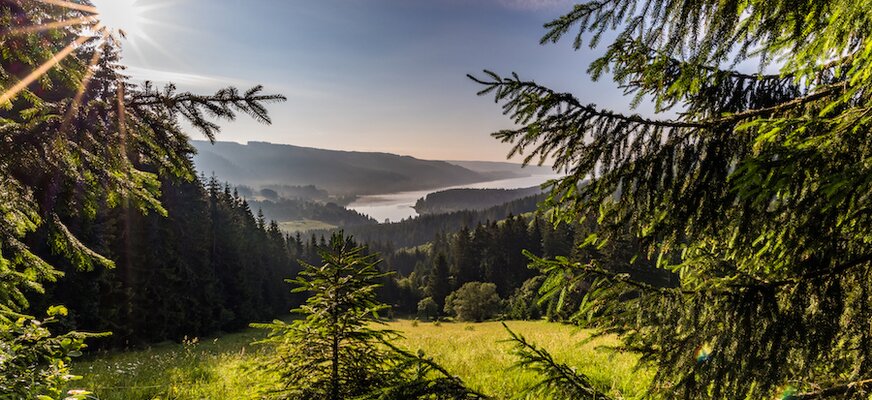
124, 65, 249, 88
124, 65, 335, 100
494, 0, 573, 10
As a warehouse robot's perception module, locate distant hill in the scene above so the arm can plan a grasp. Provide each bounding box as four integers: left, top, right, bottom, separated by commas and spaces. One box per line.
314, 193, 546, 248
445, 160, 554, 177
248, 198, 377, 232
413, 186, 543, 215
192, 141, 497, 195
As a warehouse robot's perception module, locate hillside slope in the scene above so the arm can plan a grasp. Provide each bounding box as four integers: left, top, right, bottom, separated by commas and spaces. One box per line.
192, 141, 494, 195
413, 186, 543, 214
445, 160, 554, 177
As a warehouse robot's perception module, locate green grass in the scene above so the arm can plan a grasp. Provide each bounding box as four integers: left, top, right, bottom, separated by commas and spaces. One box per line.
277, 219, 336, 233
68, 320, 649, 399
67, 329, 279, 400
390, 320, 650, 399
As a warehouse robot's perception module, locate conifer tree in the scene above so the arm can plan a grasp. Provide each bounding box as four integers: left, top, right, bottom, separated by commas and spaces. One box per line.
257, 233, 484, 400
256, 233, 398, 399
0, 0, 284, 395
473, 1, 872, 397
425, 253, 451, 313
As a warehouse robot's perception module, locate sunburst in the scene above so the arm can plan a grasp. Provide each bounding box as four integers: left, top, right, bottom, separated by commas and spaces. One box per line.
1, 0, 168, 106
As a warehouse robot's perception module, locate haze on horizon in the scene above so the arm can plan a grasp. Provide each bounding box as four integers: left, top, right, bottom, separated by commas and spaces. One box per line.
117, 0, 649, 162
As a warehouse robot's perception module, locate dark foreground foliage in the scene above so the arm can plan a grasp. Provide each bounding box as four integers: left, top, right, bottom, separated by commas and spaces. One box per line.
0, 0, 283, 396
474, 0, 872, 398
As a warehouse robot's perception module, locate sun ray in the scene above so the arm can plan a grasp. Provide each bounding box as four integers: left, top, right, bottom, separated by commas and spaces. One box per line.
129, 28, 187, 66
116, 81, 128, 164
0, 31, 97, 105
61, 45, 104, 129
34, 0, 98, 14
6, 16, 98, 36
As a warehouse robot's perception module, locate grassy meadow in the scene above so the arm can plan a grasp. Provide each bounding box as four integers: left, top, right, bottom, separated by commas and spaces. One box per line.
66, 320, 649, 399
277, 219, 337, 233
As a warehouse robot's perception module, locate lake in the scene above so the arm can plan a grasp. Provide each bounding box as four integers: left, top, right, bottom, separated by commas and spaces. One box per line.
347, 174, 563, 223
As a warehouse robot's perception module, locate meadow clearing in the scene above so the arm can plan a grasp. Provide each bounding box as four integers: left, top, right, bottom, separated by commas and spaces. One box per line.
68, 320, 650, 399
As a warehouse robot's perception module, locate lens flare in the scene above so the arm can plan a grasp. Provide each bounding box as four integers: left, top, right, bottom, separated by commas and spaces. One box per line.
695, 343, 712, 363
775, 384, 798, 400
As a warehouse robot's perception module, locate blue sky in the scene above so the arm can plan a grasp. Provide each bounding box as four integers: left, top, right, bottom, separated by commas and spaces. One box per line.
115, 0, 645, 161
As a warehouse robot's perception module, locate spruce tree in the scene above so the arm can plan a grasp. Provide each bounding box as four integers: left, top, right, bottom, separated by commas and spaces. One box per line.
426, 253, 451, 313
257, 233, 485, 400
256, 233, 398, 400
0, 0, 284, 395
473, 1, 872, 398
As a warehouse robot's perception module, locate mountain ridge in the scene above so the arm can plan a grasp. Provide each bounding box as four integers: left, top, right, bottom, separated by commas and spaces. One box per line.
192, 140, 514, 196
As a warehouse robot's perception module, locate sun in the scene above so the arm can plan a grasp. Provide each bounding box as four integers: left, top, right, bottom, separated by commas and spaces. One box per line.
90, 0, 147, 39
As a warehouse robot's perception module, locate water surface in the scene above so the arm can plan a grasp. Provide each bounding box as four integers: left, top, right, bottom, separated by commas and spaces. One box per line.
348, 174, 562, 223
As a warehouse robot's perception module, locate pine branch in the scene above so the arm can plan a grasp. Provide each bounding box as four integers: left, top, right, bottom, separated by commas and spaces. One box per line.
468, 71, 706, 129
379, 339, 490, 399
793, 378, 872, 399
502, 322, 614, 399
469, 71, 847, 131
128, 84, 287, 141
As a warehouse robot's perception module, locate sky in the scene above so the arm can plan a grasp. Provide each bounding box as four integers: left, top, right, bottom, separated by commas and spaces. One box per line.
104, 0, 649, 162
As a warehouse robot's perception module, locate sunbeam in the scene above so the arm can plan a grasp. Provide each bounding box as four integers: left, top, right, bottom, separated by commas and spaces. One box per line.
0, 0, 172, 107
0, 32, 95, 105
61, 45, 105, 129
34, 0, 98, 14
6, 15, 97, 36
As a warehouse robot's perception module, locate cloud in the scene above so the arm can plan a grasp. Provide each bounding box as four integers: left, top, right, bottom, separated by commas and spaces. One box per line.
124, 66, 249, 88
494, 0, 573, 10
123, 65, 335, 101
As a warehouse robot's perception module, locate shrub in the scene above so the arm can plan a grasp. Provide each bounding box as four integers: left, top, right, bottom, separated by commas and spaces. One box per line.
506, 276, 545, 320
416, 297, 439, 321
443, 282, 503, 322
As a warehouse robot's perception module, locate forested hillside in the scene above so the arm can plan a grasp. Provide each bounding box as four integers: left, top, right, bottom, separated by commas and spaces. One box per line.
249, 198, 376, 231
413, 187, 543, 215
320, 193, 544, 248
192, 140, 499, 195
29, 176, 308, 346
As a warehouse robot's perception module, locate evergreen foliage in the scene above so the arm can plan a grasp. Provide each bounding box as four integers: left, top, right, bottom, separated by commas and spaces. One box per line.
503, 323, 611, 399
257, 233, 483, 400
31, 176, 304, 346
0, 0, 284, 321
0, 0, 283, 395
256, 233, 396, 399
505, 276, 544, 321
0, 306, 104, 400
473, 0, 872, 397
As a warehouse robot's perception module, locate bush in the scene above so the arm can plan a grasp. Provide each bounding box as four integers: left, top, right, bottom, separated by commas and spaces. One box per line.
443, 282, 503, 322
506, 276, 545, 320
416, 297, 439, 321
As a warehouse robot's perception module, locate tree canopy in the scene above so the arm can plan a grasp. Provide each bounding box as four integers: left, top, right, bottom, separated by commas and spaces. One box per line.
0, 0, 284, 320
473, 0, 872, 398
0, 1, 284, 396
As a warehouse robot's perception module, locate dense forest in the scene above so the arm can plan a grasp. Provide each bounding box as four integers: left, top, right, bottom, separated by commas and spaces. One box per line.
326, 193, 545, 248
249, 197, 376, 229
28, 176, 312, 347
31, 183, 598, 346
412, 186, 542, 215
